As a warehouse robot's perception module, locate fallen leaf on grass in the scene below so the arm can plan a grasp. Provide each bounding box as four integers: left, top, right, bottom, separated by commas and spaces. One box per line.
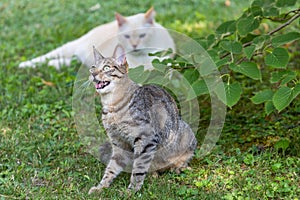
42, 79, 55, 87
1, 127, 12, 134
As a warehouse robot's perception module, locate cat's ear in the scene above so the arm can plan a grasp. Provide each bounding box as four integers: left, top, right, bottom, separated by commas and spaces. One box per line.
115, 12, 127, 27
113, 45, 127, 65
113, 45, 128, 73
144, 7, 155, 24
93, 46, 104, 64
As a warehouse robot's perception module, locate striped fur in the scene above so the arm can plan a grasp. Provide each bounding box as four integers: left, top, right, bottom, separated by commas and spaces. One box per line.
88, 45, 197, 194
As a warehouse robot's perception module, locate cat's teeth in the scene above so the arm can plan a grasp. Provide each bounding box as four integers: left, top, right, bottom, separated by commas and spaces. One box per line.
96, 81, 110, 89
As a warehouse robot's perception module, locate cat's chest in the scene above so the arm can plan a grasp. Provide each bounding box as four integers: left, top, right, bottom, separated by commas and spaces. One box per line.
102, 106, 133, 133
102, 111, 130, 126
101, 106, 147, 144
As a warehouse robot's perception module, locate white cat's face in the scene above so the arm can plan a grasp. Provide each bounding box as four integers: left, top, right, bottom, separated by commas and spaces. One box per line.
119, 26, 153, 52
116, 8, 155, 53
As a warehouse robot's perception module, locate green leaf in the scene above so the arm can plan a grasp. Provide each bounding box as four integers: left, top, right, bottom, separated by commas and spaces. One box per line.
244, 45, 256, 59
270, 70, 297, 84
216, 20, 236, 34
265, 47, 289, 68
220, 41, 243, 54
253, 35, 271, 49
272, 84, 300, 112
216, 57, 230, 68
199, 35, 216, 50
207, 34, 216, 47
152, 59, 168, 73
270, 71, 288, 83
251, 0, 264, 7
251, 89, 273, 104
274, 138, 290, 151
207, 49, 218, 61
252, 0, 276, 8
263, 7, 279, 17
147, 73, 166, 85
237, 16, 260, 36
243, 154, 255, 166
128, 66, 150, 84
215, 82, 242, 108
293, 83, 300, 99
187, 78, 212, 100
183, 69, 199, 84
265, 101, 276, 115
190, 79, 209, 96
198, 57, 218, 76
273, 86, 291, 112
230, 62, 261, 80
239, 62, 261, 80
250, 6, 263, 17
281, 72, 297, 85
276, 0, 297, 7
271, 32, 300, 47
271, 163, 282, 171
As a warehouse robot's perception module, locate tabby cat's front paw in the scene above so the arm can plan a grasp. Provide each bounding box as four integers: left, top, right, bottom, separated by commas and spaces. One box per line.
127, 183, 141, 192
88, 186, 102, 194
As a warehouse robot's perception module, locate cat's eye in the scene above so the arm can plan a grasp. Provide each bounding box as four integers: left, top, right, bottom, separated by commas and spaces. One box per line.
139, 33, 146, 38
124, 34, 130, 39
103, 65, 111, 72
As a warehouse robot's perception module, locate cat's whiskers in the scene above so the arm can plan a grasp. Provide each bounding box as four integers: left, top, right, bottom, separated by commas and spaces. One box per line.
74, 78, 94, 98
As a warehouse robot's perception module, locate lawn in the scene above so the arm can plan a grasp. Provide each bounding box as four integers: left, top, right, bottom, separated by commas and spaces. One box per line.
1, 0, 299, 199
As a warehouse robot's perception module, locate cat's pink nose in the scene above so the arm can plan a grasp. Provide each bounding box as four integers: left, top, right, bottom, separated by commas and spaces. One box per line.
132, 44, 137, 49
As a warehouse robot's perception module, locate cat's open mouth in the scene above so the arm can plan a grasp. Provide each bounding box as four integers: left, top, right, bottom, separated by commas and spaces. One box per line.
96, 80, 110, 89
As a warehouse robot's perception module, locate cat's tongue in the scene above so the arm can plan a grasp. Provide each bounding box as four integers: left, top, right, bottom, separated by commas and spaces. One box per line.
96, 81, 110, 89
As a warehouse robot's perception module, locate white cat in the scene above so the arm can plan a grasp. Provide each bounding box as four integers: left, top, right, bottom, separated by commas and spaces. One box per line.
19, 7, 175, 70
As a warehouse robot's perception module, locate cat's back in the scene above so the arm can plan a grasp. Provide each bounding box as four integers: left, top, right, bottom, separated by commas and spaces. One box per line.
130, 85, 176, 110
129, 85, 179, 130
75, 21, 118, 61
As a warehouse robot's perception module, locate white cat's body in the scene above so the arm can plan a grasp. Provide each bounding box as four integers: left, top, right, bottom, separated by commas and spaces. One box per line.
19, 8, 175, 70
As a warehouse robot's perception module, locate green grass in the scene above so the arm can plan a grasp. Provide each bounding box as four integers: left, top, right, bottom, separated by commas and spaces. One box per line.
1, 0, 299, 199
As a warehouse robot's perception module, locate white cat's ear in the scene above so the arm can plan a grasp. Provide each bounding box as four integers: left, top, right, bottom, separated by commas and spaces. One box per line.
115, 12, 127, 27
93, 45, 104, 64
113, 45, 127, 65
144, 7, 155, 24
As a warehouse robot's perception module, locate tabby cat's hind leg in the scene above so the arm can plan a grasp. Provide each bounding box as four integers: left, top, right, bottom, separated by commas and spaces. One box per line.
171, 121, 197, 173
170, 152, 194, 174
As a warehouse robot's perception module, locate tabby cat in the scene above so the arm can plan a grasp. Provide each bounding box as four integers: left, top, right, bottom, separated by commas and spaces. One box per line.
19, 7, 175, 70
88, 45, 197, 194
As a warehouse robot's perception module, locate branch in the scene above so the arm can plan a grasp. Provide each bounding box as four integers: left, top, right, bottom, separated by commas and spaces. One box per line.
268, 11, 300, 35
220, 11, 300, 60
264, 8, 300, 22
284, 8, 300, 19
